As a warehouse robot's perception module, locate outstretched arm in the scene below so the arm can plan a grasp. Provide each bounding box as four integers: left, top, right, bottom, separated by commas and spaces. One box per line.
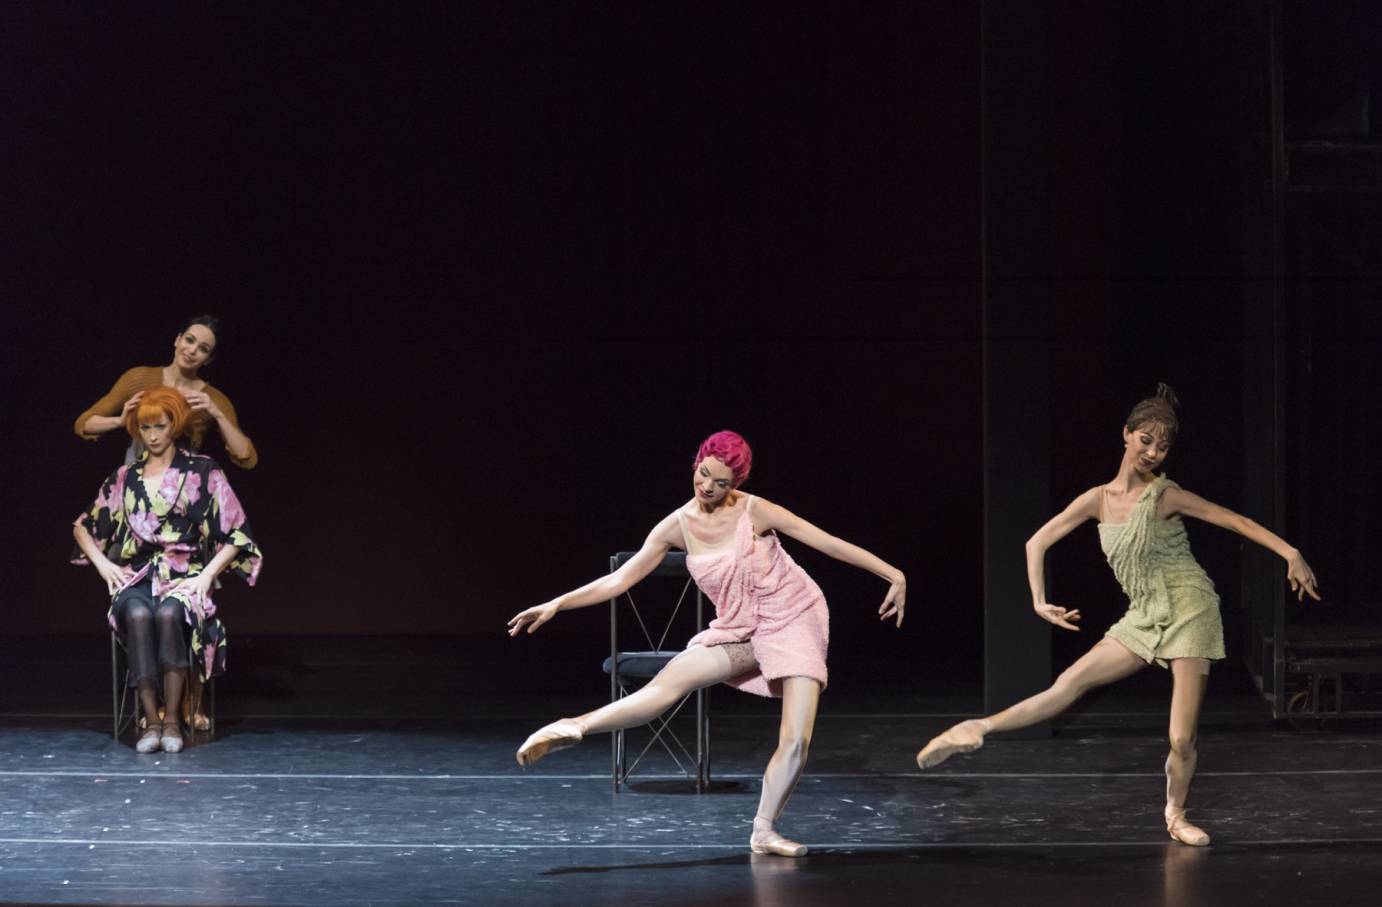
1160, 487, 1321, 601
508, 512, 683, 636
1025, 487, 1101, 631
750, 498, 907, 627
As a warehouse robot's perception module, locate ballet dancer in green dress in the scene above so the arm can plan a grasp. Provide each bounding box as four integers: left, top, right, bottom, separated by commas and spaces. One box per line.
916, 384, 1320, 846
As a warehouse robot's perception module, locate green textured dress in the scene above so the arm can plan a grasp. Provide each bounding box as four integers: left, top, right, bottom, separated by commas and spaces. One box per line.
1099, 475, 1225, 668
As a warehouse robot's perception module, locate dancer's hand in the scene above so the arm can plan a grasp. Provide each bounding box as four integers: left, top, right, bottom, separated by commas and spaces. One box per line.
508, 600, 562, 636
1286, 551, 1321, 602
119, 392, 145, 419
1034, 602, 1081, 631
181, 390, 223, 420
178, 574, 214, 619
95, 558, 131, 596
879, 574, 906, 628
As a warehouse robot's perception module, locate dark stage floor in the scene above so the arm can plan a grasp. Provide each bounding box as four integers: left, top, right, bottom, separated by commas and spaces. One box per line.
1, 637, 1379, 906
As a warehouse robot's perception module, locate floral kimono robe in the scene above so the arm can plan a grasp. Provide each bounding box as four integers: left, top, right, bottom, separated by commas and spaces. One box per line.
73, 448, 262, 681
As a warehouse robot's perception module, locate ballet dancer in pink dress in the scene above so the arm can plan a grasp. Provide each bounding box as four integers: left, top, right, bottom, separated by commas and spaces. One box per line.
509, 430, 907, 856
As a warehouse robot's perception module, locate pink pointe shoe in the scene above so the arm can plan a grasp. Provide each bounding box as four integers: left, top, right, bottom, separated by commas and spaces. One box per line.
916, 718, 990, 769
515, 719, 584, 767
750, 819, 808, 857
1165, 807, 1211, 846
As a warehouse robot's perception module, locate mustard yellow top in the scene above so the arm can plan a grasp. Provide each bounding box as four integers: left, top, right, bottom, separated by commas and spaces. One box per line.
74, 366, 258, 470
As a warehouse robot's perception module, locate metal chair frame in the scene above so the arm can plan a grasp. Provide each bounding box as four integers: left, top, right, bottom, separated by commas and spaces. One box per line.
608, 550, 710, 792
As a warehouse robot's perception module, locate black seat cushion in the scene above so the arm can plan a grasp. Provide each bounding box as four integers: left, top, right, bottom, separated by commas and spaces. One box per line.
602, 650, 678, 679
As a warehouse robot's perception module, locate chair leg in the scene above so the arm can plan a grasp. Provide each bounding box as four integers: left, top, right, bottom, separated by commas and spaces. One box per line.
695, 686, 708, 793
110, 634, 119, 741
185, 667, 211, 733
614, 727, 625, 792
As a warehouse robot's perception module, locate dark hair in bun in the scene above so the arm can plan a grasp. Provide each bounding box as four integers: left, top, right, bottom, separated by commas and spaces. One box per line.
1125, 382, 1179, 443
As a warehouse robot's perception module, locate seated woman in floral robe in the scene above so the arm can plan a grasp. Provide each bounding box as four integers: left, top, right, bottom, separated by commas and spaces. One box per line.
73, 386, 261, 754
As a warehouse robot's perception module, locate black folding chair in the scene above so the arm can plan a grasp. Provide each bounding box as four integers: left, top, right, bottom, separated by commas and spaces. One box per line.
603, 550, 710, 792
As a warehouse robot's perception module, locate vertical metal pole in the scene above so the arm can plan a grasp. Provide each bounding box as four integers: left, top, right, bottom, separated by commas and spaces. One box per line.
980, 0, 1052, 732
695, 587, 707, 793
1267, 0, 1289, 719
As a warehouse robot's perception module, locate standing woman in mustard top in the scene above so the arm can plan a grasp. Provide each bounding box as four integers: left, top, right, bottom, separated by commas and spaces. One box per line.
915, 384, 1320, 847
74, 315, 258, 469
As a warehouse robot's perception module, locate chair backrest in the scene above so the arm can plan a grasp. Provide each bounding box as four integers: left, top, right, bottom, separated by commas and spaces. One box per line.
608, 551, 703, 655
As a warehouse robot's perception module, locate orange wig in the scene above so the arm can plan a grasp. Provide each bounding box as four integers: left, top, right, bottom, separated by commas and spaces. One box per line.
125, 386, 192, 441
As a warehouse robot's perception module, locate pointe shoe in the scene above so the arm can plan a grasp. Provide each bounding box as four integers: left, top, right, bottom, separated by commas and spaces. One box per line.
750, 830, 809, 857
916, 718, 988, 769
135, 724, 163, 754
160, 720, 185, 754
516, 719, 584, 766
1165, 807, 1211, 846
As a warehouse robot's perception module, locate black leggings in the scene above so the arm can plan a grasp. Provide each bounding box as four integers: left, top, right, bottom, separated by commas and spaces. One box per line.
113, 582, 189, 686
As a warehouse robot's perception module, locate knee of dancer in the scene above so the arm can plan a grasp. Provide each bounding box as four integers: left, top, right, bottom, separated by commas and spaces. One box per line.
641, 680, 685, 709
1168, 730, 1198, 757
776, 732, 811, 762
123, 606, 154, 628
1052, 668, 1094, 699
154, 600, 185, 625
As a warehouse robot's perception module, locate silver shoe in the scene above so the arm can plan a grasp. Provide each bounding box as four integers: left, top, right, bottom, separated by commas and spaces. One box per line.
160, 723, 185, 754
135, 728, 163, 754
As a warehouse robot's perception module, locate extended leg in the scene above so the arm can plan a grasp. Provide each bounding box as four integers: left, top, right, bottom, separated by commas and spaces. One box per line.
516, 644, 748, 766
751, 676, 820, 857
1165, 657, 1211, 846
917, 637, 1145, 768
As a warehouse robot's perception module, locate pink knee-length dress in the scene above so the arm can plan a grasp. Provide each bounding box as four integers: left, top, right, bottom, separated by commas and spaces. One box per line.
679, 495, 830, 697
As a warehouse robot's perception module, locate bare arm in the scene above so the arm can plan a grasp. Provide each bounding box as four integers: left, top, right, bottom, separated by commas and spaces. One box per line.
179, 544, 243, 618
1024, 487, 1102, 631
82, 412, 128, 437
507, 512, 683, 636
751, 497, 907, 626
201, 544, 242, 584
183, 391, 258, 469
73, 523, 129, 594
1160, 486, 1321, 601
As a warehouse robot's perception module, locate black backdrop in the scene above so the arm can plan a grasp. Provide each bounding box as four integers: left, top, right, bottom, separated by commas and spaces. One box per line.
2, 4, 1371, 675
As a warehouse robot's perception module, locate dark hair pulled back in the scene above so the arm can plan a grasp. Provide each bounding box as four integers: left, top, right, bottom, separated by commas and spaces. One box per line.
180, 314, 224, 355
1125, 382, 1180, 442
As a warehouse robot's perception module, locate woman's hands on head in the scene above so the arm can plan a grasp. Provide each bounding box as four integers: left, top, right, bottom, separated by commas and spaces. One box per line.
879, 574, 906, 628
181, 390, 223, 421
1034, 602, 1081, 631
508, 600, 562, 637
119, 392, 146, 420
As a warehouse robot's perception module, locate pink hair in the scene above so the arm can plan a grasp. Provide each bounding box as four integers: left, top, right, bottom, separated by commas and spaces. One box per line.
693, 430, 753, 487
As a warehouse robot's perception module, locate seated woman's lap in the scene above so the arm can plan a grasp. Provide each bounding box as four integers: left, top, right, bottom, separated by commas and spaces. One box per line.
112, 583, 190, 682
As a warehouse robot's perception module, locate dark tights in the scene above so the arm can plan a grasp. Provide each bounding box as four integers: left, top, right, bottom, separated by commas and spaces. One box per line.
113, 582, 189, 729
